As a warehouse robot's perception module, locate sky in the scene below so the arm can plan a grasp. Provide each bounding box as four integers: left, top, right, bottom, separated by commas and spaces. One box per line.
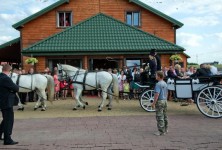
0, 0, 221, 64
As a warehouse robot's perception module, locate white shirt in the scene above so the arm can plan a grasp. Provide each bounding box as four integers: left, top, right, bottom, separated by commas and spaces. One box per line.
210, 66, 218, 75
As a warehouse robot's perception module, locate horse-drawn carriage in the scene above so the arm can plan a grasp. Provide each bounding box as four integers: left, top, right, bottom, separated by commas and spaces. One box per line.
138, 72, 222, 118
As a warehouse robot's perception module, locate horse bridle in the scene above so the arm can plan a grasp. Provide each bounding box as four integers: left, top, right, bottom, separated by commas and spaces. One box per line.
58, 64, 68, 81
58, 64, 80, 83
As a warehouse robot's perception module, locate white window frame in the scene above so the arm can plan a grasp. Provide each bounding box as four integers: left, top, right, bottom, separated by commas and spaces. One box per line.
126, 11, 141, 27
57, 11, 72, 28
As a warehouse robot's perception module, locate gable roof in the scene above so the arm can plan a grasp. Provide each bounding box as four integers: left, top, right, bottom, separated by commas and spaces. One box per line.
12, 0, 69, 29
129, 0, 183, 28
0, 38, 20, 49
13, 0, 183, 29
0, 38, 21, 62
22, 13, 185, 56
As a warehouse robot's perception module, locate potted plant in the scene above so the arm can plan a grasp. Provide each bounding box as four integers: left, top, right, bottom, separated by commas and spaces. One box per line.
170, 54, 183, 63
25, 57, 38, 65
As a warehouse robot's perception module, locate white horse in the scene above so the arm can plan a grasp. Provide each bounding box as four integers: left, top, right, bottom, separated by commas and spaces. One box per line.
10, 73, 54, 111
0, 65, 2, 72
57, 64, 119, 111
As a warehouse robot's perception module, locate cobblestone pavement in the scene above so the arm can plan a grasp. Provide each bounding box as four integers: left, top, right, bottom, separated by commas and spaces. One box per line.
0, 99, 221, 150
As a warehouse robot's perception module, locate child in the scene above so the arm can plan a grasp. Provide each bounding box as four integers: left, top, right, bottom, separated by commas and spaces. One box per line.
60, 80, 68, 100
151, 71, 168, 136
123, 80, 130, 100
53, 72, 60, 100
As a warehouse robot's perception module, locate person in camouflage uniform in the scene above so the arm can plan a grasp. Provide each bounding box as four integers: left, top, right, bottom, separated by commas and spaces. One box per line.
151, 71, 168, 136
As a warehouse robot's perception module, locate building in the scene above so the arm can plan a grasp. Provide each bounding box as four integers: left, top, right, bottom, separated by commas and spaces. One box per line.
0, 0, 188, 71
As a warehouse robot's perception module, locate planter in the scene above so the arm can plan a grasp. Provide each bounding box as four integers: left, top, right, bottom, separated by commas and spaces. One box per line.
25, 58, 38, 65
170, 54, 183, 62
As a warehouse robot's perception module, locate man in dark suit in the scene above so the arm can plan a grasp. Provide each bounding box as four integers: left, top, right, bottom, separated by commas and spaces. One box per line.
150, 49, 162, 71
0, 64, 19, 145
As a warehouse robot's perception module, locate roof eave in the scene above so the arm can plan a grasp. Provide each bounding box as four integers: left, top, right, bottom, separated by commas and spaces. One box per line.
0, 37, 20, 49
22, 49, 184, 56
12, 0, 69, 29
129, 0, 184, 28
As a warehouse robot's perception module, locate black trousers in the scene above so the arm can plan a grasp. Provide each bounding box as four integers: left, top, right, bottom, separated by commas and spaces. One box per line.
0, 107, 14, 143
28, 91, 34, 102
19, 93, 27, 104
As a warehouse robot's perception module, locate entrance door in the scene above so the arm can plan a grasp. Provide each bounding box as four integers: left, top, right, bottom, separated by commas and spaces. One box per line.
92, 59, 118, 70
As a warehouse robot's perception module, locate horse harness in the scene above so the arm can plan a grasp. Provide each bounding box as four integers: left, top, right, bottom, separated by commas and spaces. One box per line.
70, 69, 88, 91
60, 68, 110, 91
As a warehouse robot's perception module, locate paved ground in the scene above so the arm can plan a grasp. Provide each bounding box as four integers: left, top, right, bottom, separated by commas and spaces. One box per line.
0, 97, 221, 150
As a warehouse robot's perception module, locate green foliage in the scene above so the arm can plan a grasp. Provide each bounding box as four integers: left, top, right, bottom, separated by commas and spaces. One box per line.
170, 54, 183, 61
188, 62, 198, 65
25, 57, 38, 64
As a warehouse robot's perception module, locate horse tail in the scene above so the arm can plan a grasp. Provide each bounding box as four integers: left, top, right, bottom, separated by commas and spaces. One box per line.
112, 74, 119, 103
45, 75, 55, 102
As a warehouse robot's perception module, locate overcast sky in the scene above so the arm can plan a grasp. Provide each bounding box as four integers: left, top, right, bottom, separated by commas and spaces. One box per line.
0, 0, 221, 64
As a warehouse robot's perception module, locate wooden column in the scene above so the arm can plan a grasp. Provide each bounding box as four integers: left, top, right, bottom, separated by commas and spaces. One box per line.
83, 56, 88, 69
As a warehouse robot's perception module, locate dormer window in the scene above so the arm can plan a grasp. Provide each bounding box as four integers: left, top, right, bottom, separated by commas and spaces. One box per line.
126, 12, 140, 27
57, 12, 72, 27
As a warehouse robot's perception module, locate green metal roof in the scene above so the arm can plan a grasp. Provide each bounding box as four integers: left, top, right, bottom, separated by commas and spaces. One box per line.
0, 38, 20, 49
12, 0, 69, 29
22, 13, 185, 56
129, 0, 183, 28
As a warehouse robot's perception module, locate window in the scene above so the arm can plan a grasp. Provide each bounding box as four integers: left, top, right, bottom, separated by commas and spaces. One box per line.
57, 12, 72, 27
126, 12, 140, 27
126, 59, 141, 68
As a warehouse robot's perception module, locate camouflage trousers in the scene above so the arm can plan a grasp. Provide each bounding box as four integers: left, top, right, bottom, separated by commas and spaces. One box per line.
155, 100, 168, 133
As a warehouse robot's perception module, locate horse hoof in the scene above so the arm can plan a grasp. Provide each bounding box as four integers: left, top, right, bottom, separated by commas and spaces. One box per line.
98, 109, 102, 112
85, 102, 88, 105
108, 108, 112, 110
73, 108, 77, 111
83, 106, 85, 110
17, 107, 24, 111
38, 106, 42, 108
77, 105, 80, 108
106, 104, 109, 107
41, 109, 46, 111
34, 108, 37, 111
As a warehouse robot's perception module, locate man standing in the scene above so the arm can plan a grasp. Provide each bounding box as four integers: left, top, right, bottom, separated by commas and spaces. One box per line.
150, 49, 162, 71
0, 64, 19, 145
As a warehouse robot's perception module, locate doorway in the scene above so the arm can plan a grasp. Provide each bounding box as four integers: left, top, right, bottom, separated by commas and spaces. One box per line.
48, 59, 82, 73
92, 59, 118, 70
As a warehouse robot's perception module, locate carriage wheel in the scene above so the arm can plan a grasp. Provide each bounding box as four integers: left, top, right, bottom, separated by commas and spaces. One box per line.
140, 90, 155, 112
197, 86, 222, 118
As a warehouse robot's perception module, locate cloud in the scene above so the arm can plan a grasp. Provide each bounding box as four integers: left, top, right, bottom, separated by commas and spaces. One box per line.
214, 32, 222, 41
142, 0, 222, 16
180, 32, 222, 64
182, 15, 220, 27
177, 32, 203, 47
0, 36, 15, 45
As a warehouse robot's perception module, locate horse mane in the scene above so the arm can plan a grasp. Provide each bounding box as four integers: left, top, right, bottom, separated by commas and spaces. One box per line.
62, 64, 86, 72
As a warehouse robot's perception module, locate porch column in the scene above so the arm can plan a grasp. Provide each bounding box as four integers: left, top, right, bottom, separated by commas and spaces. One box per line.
83, 56, 88, 69
119, 56, 124, 68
